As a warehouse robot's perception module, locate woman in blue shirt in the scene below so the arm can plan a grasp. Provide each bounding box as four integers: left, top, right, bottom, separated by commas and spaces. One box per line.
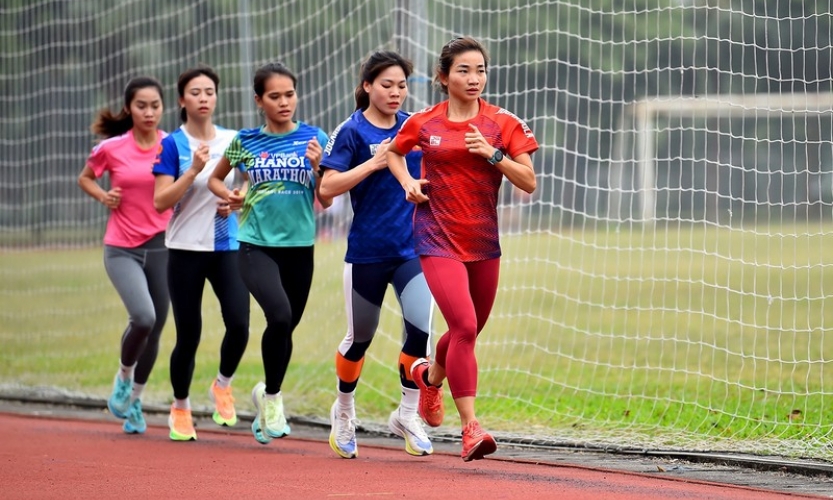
319, 51, 435, 459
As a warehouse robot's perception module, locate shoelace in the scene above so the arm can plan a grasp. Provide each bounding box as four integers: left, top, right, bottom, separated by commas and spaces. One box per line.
464, 421, 485, 439
115, 381, 131, 400
335, 410, 357, 444
264, 397, 282, 425
425, 386, 442, 414
172, 410, 193, 431
214, 387, 235, 413
128, 401, 141, 419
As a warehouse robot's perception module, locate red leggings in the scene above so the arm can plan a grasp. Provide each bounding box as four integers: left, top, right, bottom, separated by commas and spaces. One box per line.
420, 256, 500, 398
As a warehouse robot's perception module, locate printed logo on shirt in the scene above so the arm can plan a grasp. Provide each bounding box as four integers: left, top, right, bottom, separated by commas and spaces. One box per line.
429, 136, 442, 146
293, 140, 308, 146
496, 108, 534, 138
248, 152, 312, 189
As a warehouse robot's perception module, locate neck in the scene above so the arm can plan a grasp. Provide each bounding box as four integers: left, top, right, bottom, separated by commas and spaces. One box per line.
363, 106, 397, 129
446, 98, 480, 122
183, 119, 215, 141
265, 120, 295, 134
132, 128, 157, 148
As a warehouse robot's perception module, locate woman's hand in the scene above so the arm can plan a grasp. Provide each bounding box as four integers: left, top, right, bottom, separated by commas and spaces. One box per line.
465, 124, 496, 160
305, 137, 323, 176
101, 187, 122, 210
402, 178, 430, 204
191, 143, 210, 173
368, 137, 391, 171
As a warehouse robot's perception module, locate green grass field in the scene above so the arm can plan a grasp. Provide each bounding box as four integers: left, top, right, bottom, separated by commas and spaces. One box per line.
2, 225, 832, 459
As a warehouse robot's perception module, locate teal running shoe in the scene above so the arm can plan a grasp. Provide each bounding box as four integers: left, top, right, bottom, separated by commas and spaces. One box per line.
107, 374, 132, 419
123, 399, 146, 434
251, 382, 290, 444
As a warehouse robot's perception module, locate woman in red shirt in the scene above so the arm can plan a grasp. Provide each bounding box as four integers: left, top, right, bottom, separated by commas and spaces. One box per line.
387, 36, 538, 461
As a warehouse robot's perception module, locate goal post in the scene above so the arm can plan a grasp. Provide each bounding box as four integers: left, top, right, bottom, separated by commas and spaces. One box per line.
610, 93, 833, 223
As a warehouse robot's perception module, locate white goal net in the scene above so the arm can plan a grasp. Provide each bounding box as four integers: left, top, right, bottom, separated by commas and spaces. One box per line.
1, 0, 832, 460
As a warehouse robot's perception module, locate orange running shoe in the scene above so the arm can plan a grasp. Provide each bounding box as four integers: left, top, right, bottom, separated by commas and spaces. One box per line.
461, 420, 497, 461
409, 358, 444, 427
168, 405, 197, 441
209, 379, 238, 427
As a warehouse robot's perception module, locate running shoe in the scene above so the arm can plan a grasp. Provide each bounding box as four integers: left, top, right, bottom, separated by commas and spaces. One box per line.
122, 399, 146, 434
107, 373, 132, 419
209, 379, 238, 427
409, 358, 444, 427
251, 382, 290, 444
388, 408, 433, 456
329, 401, 358, 459
168, 405, 197, 441
461, 420, 497, 462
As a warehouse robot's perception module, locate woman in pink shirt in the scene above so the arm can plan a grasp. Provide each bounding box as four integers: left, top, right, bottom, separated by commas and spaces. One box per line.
77, 76, 171, 435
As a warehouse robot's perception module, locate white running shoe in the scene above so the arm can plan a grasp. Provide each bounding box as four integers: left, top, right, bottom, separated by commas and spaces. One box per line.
251, 382, 290, 444
329, 401, 358, 459
388, 408, 433, 456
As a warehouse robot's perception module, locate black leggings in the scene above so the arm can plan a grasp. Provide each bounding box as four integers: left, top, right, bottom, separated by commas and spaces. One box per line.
168, 249, 250, 400
238, 242, 314, 394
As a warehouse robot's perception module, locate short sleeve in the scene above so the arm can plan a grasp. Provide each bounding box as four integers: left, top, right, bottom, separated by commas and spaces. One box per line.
393, 114, 420, 154
316, 129, 330, 152
152, 135, 180, 178
223, 134, 248, 172
320, 121, 356, 173
86, 142, 109, 178
501, 112, 539, 159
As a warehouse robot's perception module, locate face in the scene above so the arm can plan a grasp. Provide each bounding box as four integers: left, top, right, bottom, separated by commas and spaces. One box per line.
440, 50, 487, 104
179, 74, 216, 121
255, 74, 297, 130
364, 65, 408, 116
127, 87, 163, 134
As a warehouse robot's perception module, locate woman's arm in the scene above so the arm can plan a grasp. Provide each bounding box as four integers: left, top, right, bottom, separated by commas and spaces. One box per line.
153, 143, 210, 212
465, 124, 536, 193
319, 138, 391, 199
77, 165, 122, 210
208, 156, 234, 200
306, 137, 333, 209
386, 141, 429, 203
493, 152, 535, 194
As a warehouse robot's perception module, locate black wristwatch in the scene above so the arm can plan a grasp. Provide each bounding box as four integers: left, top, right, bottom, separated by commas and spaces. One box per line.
487, 149, 504, 165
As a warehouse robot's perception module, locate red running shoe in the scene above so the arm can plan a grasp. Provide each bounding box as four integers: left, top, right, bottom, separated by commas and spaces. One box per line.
461, 420, 497, 461
409, 358, 444, 427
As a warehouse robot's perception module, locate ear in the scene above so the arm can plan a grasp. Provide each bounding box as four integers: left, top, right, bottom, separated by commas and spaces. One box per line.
362, 81, 373, 95
439, 73, 449, 88
123, 105, 131, 115
178, 95, 186, 110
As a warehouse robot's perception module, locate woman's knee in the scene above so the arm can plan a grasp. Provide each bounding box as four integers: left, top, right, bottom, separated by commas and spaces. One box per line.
129, 309, 157, 334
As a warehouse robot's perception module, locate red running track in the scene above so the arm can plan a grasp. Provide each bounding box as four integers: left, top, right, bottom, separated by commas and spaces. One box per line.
0, 412, 815, 499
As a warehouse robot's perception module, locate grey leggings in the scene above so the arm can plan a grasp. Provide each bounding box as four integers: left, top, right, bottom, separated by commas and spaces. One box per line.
103, 232, 169, 385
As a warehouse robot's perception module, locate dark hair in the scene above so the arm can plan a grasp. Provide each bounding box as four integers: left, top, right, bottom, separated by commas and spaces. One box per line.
433, 36, 489, 95
354, 51, 414, 111
177, 65, 220, 123
253, 62, 297, 98
91, 76, 164, 138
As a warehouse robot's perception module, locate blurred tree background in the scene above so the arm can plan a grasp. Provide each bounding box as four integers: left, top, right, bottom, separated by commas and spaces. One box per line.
1, 0, 831, 244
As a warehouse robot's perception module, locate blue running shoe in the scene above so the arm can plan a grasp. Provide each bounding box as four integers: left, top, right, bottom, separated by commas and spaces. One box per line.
123, 399, 146, 434
107, 374, 132, 419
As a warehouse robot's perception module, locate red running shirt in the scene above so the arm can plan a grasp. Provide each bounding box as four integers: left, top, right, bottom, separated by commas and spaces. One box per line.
394, 99, 538, 261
